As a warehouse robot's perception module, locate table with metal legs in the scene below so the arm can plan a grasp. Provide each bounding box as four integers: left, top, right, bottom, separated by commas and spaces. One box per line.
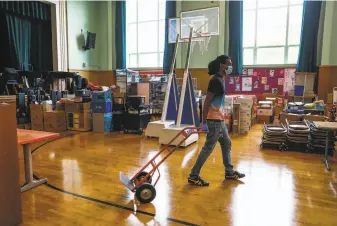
322, 131, 332, 171
17, 129, 59, 192
313, 122, 337, 171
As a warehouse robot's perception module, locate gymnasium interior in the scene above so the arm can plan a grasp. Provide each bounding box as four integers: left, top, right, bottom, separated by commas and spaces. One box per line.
1, 0, 337, 225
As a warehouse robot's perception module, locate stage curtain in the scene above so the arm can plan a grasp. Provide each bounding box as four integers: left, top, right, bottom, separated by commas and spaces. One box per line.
163, 0, 176, 74
0, 1, 50, 21
115, 0, 126, 69
296, 0, 322, 94
0, 1, 52, 71
6, 15, 31, 71
228, 0, 243, 75
30, 20, 52, 71
0, 14, 10, 70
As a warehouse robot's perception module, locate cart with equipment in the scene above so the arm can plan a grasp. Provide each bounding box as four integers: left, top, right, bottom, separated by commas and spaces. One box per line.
120, 127, 204, 203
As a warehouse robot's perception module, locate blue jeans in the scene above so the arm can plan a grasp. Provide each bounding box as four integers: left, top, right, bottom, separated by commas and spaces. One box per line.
190, 120, 234, 176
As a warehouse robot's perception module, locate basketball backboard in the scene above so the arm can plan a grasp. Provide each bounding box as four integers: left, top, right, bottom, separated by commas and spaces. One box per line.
168, 6, 219, 44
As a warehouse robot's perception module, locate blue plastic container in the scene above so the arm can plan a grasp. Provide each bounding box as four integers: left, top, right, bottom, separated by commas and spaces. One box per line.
294, 86, 304, 96
92, 90, 112, 102
92, 101, 112, 113
104, 113, 113, 132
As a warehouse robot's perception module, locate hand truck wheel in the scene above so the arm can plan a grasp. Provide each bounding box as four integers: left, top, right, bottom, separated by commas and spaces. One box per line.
135, 183, 156, 203
136, 171, 152, 184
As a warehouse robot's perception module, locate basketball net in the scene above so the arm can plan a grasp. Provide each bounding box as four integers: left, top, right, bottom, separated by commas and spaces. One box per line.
189, 34, 211, 55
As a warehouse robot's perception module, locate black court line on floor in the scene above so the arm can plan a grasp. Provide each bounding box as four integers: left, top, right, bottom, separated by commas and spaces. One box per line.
30, 134, 199, 226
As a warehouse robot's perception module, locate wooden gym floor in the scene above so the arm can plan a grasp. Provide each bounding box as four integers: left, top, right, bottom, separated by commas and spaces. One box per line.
19, 125, 337, 226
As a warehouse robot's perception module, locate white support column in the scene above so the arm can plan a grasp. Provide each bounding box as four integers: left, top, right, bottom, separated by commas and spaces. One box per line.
176, 28, 193, 127
48, 0, 69, 71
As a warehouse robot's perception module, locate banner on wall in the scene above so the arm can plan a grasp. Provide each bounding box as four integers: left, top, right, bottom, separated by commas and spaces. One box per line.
226, 68, 290, 95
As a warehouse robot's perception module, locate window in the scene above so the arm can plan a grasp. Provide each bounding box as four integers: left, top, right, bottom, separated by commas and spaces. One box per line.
126, 0, 166, 68
243, 0, 303, 65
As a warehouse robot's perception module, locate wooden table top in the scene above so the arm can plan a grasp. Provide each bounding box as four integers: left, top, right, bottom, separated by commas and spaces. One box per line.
17, 129, 60, 145
314, 122, 337, 130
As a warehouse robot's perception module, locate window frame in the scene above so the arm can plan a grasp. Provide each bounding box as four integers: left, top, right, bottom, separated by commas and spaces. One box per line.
243, 0, 303, 67
126, 0, 165, 70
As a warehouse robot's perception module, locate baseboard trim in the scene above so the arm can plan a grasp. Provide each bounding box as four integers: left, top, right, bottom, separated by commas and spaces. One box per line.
319, 65, 337, 68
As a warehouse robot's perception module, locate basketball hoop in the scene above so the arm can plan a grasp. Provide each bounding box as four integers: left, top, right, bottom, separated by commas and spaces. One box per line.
196, 33, 211, 54
168, 6, 219, 54
184, 33, 211, 54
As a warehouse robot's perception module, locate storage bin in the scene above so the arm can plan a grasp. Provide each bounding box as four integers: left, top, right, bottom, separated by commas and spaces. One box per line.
92, 101, 112, 113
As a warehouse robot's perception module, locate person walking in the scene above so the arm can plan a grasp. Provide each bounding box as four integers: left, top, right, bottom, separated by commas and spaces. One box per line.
188, 55, 245, 186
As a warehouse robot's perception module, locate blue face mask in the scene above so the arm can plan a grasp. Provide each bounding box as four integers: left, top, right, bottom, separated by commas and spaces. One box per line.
225, 66, 233, 75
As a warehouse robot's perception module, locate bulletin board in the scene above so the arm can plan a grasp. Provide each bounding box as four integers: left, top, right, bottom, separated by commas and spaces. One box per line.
226, 68, 288, 95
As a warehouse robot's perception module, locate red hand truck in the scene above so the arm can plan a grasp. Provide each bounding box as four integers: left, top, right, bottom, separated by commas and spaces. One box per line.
120, 127, 204, 203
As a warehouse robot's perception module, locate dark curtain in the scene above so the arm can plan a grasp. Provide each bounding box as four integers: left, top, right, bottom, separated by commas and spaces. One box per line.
30, 20, 53, 71
0, 14, 10, 70
296, 0, 322, 93
163, 0, 176, 74
0, 1, 52, 72
115, 0, 126, 69
6, 15, 31, 71
0, 1, 50, 20
228, 0, 243, 75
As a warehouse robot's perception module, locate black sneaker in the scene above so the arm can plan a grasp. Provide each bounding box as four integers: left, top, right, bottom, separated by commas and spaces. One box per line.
187, 175, 209, 186
225, 171, 245, 180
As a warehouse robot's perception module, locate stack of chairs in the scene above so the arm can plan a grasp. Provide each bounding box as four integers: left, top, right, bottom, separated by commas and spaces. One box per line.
284, 119, 310, 152
261, 123, 287, 150
307, 120, 335, 155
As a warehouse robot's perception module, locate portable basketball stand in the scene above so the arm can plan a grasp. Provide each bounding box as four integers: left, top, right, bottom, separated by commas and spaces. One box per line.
158, 6, 220, 147
159, 28, 200, 147
145, 35, 180, 138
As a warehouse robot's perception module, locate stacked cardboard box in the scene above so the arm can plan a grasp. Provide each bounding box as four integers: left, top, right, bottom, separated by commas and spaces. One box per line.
225, 96, 234, 113
224, 114, 232, 132
279, 112, 326, 124
44, 111, 67, 132
236, 97, 254, 134
250, 96, 258, 125
279, 112, 301, 124
56, 102, 66, 111
274, 97, 284, 116
65, 102, 92, 131
257, 101, 274, 123
30, 103, 53, 131
232, 103, 240, 135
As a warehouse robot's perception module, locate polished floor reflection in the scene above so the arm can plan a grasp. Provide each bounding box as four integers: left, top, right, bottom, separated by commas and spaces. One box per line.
19, 125, 337, 226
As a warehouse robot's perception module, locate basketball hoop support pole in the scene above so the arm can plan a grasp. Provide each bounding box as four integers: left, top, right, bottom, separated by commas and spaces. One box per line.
161, 34, 179, 122
176, 28, 193, 127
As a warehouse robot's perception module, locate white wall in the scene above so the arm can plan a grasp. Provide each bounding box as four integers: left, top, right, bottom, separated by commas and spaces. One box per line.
67, 1, 113, 70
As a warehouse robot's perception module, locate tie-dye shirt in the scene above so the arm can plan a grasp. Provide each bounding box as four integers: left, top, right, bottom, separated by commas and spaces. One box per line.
206, 73, 226, 120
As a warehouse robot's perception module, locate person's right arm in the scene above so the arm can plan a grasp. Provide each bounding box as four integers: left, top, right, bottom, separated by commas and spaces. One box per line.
202, 92, 214, 125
